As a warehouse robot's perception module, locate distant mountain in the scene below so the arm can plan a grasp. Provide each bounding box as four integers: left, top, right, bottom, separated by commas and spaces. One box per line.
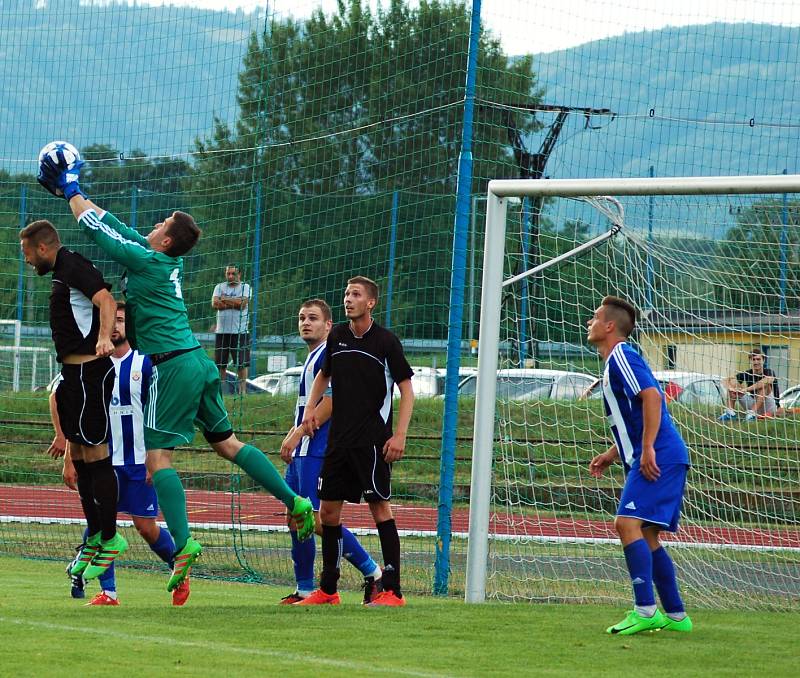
0, 0, 254, 169
530, 22, 800, 181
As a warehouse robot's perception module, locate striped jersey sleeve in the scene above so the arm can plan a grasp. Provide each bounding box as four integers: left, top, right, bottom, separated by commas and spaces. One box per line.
608, 343, 658, 398
77, 208, 152, 271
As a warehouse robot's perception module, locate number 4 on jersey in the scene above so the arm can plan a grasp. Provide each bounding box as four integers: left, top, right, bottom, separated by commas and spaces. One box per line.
170, 267, 183, 299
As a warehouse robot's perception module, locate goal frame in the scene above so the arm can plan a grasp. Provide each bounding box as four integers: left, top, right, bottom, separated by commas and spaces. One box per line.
465, 174, 800, 604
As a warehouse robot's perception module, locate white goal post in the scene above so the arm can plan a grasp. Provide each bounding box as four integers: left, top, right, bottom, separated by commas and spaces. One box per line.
465, 174, 800, 605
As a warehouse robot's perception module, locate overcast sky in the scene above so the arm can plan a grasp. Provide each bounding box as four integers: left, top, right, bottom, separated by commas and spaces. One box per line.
132, 0, 800, 54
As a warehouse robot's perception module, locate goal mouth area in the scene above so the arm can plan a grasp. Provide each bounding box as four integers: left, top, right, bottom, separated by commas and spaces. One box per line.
466, 174, 800, 607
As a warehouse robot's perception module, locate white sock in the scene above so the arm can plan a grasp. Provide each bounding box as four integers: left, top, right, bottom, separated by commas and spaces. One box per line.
667, 611, 687, 621
634, 604, 657, 617
367, 565, 382, 580
103, 590, 118, 600
726, 408, 735, 415
296, 589, 313, 598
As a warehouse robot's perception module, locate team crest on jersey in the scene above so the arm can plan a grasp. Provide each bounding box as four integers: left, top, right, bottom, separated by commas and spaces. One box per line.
131, 371, 141, 381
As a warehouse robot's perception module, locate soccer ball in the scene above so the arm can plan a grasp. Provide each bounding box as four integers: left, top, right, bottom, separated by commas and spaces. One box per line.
38, 141, 81, 170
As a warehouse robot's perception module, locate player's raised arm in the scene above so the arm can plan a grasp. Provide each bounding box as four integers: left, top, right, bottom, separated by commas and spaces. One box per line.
37, 143, 151, 270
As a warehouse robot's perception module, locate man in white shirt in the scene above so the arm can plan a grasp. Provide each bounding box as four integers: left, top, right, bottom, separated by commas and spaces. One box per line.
211, 265, 252, 395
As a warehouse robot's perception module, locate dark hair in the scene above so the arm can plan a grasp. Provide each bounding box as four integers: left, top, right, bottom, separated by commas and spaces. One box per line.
19, 220, 61, 248
165, 211, 201, 257
347, 275, 379, 302
601, 295, 638, 337
749, 347, 764, 358
116, 300, 126, 311
225, 264, 239, 272
301, 298, 332, 321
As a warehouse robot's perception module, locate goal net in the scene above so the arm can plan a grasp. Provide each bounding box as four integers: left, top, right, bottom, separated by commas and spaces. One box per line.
466, 175, 800, 610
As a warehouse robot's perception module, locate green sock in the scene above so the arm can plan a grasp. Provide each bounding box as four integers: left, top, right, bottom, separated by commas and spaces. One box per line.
152, 468, 190, 553
234, 444, 297, 508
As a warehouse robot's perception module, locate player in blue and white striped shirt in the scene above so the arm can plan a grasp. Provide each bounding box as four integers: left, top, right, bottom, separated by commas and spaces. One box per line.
587, 296, 692, 635
278, 299, 381, 604
62, 302, 189, 605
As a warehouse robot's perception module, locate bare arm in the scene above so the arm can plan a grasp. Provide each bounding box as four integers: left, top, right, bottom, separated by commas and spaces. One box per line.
92, 289, 116, 357
589, 444, 619, 478
639, 387, 663, 481
47, 390, 67, 458
383, 378, 414, 463
301, 371, 332, 434
280, 395, 333, 462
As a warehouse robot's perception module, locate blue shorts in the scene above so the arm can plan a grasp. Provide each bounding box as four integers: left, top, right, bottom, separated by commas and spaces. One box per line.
115, 465, 159, 518
285, 455, 324, 511
617, 463, 688, 532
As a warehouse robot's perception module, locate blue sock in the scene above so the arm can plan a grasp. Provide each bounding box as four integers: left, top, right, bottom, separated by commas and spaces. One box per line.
623, 539, 655, 608
98, 560, 116, 592
149, 527, 176, 568
652, 546, 685, 614
341, 526, 378, 577
290, 530, 315, 592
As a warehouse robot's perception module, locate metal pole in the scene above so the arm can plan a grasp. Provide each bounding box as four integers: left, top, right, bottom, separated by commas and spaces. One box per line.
468, 194, 478, 342
249, 182, 263, 378
646, 165, 655, 309
16, 184, 27, 324
434, 0, 481, 596
780, 168, 789, 315
385, 190, 399, 328
519, 198, 530, 365
465, 192, 507, 603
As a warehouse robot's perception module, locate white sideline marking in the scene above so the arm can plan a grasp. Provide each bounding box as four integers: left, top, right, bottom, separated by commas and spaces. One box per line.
0, 616, 453, 678
2, 515, 798, 552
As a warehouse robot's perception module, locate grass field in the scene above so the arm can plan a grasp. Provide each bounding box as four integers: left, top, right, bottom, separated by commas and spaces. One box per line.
1, 555, 798, 678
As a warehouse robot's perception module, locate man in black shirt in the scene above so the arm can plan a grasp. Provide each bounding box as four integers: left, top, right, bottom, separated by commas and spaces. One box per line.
20, 220, 127, 578
720, 347, 779, 422
300, 276, 414, 606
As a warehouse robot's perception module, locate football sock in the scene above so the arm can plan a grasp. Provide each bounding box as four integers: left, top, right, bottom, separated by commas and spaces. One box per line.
651, 546, 685, 615
320, 524, 343, 595
150, 527, 177, 568
82, 526, 116, 591
376, 518, 401, 595
73, 460, 101, 536
623, 539, 655, 609
102, 590, 118, 600
152, 468, 190, 553
290, 529, 316, 593
85, 456, 119, 541
233, 445, 296, 508
342, 526, 379, 577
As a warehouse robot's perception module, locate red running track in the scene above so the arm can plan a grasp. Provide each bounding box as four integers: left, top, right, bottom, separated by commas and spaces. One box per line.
1, 483, 797, 549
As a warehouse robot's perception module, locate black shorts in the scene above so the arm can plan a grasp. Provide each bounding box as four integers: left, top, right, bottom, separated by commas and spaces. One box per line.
214, 333, 251, 368
318, 445, 392, 503
55, 357, 115, 447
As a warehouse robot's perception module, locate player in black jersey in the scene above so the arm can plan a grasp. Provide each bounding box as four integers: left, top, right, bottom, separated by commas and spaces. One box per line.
300, 276, 414, 606
20, 220, 128, 579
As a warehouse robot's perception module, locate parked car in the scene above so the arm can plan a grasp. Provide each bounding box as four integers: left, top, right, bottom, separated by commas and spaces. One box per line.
249, 372, 282, 394
458, 368, 596, 401
272, 366, 304, 396
582, 370, 726, 407
412, 366, 479, 398
223, 370, 270, 394
778, 384, 800, 409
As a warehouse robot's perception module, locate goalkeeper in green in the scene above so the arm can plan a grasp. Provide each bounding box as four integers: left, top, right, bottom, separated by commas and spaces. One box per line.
38, 149, 315, 592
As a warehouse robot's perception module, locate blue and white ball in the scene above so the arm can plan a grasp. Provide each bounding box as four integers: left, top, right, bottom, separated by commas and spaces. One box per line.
38, 140, 81, 170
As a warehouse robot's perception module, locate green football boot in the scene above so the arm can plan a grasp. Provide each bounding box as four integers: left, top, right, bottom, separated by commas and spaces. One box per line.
661, 615, 693, 632
84, 532, 129, 580
606, 609, 667, 636
69, 532, 102, 577
167, 537, 202, 592
291, 496, 315, 541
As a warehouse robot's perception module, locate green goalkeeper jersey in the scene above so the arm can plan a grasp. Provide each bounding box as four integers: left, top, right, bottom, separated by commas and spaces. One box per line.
77, 208, 200, 355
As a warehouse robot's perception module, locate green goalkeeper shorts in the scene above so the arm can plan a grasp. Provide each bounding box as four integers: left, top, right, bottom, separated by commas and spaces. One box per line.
143, 348, 232, 450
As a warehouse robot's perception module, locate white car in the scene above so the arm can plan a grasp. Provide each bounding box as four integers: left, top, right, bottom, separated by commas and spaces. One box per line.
412, 366, 478, 398
272, 366, 304, 396
779, 384, 800, 409
249, 372, 283, 394
458, 368, 596, 401
583, 370, 726, 406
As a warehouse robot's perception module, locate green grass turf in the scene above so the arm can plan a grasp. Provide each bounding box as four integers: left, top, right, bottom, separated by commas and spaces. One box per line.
0, 555, 798, 678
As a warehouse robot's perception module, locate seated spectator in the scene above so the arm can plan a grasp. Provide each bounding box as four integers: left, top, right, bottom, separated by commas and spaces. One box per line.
719, 348, 779, 422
